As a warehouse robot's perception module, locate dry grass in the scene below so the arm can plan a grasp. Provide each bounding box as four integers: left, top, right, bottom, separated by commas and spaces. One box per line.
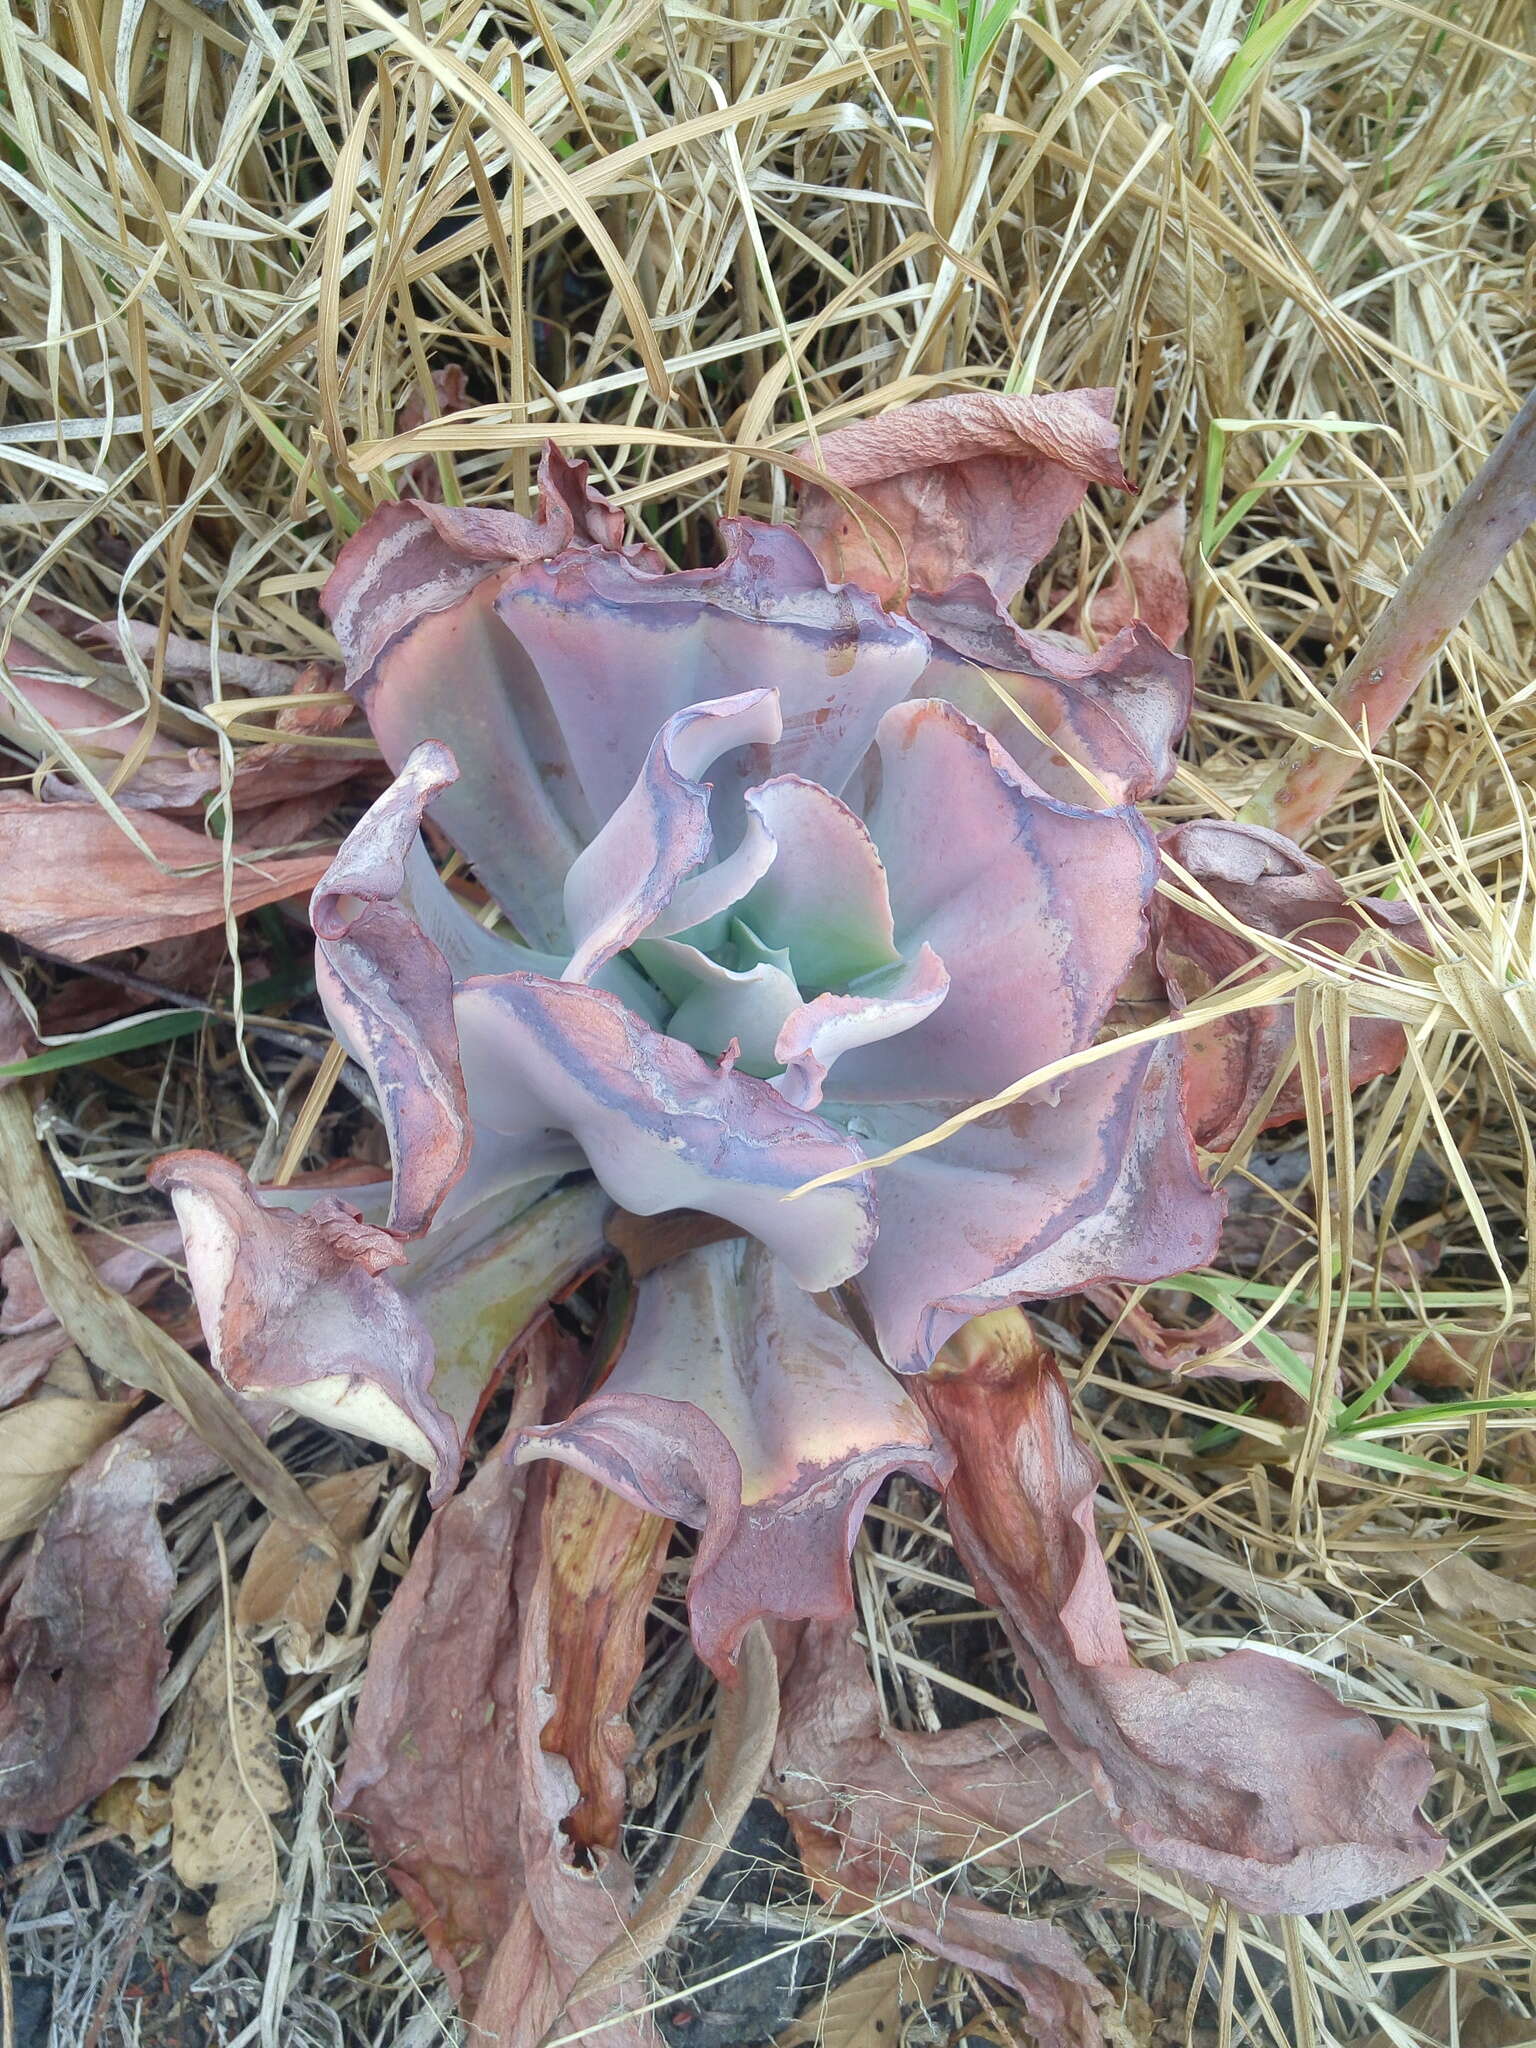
2, 0, 1536, 2041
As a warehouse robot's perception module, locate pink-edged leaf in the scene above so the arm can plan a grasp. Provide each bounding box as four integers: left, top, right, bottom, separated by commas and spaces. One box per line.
908, 578, 1192, 806
563, 689, 783, 981
918, 1314, 1445, 1914
1077, 502, 1189, 648
738, 774, 902, 988
491, 519, 930, 826
324, 444, 637, 687
454, 974, 875, 1291
774, 1627, 1112, 2047
796, 388, 1126, 603
844, 698, 1155, 1102
0, 1405, 224, 1831
0, 794, 331, 964
516, 1238, 950, 1677
149, 1151, 460, 1504
774, 946, 949, 1111
854, 1039, 1224, 1372
1157, 819, 1427, 1149
311, 743, 470, 1235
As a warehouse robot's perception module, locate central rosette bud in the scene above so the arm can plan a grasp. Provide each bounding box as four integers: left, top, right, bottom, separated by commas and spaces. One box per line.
559, 685, 951, 1108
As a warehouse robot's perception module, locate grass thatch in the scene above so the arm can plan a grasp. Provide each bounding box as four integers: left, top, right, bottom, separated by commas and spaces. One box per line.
2, 0, 1535, 2041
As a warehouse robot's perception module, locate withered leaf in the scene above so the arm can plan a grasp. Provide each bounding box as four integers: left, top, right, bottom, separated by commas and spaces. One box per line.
236, 1463, 385, 1671
170, 1622, 287, 1961
0, 1405, 222, 1831
775, 1953, 940, 2048
0, 1393, 133, 1540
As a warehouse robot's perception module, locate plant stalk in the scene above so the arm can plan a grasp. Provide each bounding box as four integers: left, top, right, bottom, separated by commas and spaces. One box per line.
1240, 386, 1536, 840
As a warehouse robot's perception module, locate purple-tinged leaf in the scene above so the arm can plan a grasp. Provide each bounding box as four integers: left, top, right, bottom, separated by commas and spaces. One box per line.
1083, 502, 1189, 649
847, 698, 1155, 1102
311, 743, 470, 1235
516, 1239, 949, 1676
909, 578, 1192, 806
774, 946, 949, 1111
919, 1313, 1445, 1915
854, 1040, 1224, 1371
738, 774, 903, 989
563, 690, 783, 981
454, 974, 875, 1291
797, 388, 1126, 603
491, 520, 929, 826
150, 1151, 460, 1503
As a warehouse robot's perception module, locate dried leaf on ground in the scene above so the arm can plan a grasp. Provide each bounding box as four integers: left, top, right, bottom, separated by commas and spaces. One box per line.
775, 1952, 940, 2048
170, 1618, 287, 1961
0, 1405, 222, 1831
1419, 1556, 1536, 1627
237, 1462, 386, 1671
0, 793, 333, 962
0, 1392, 133, 1538
93, 1773, 174, 1852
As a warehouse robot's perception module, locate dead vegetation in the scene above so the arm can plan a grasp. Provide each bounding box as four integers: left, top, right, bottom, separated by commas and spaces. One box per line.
2, 0, 1536, 2043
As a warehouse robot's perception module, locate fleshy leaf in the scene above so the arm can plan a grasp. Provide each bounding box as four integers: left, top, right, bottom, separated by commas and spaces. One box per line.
323, 444, 637, 689
909, 578, 1192, 806
516, 1238, 950, 1676
649, 938, 804, 1074
1157, 819, 1426, 1149
150, 1151, 460, 1503
311, 742, 471, 1235
797, 388, 1126, 603
454, 974, 875, 1291
918, 1313, 1445, 1915
737, 774, 903, 989
846, 698, 1156, 1102
563, 690, 783, 981
774, 946, 950, 1111
491, 519, 930, 826
854, 1039, 1224, 1371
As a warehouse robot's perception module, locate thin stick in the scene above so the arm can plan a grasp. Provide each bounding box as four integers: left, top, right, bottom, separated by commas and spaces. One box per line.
1240, 386, 1536, 840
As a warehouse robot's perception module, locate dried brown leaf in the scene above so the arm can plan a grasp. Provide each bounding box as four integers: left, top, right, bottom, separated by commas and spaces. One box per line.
0, 1393, 133, 1539
775, 1952, 941, 2048
236, 1462, 385, 1671
170, 1618, 287, 1961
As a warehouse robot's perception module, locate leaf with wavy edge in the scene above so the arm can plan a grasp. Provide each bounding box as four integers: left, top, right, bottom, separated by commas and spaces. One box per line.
324, 445, 638, 690
454, 974, 874, 1292
1157, 819, 1426, 1149
311, 742, 471, 1235
846, 698, 1156, 1104
773, 1625, 1110, 2048
853, 1038, 1224, 1372
491, 519, 929, 829
797, 388, 1126, 603
909, 578, 1192, 807
774, 947, 949, 1111
563, 690, 783, 981
918, 1311, 1444, 1915
150, 1151, 460, 1504
515, 1238, 950, 1675
737, 774, 902, 990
